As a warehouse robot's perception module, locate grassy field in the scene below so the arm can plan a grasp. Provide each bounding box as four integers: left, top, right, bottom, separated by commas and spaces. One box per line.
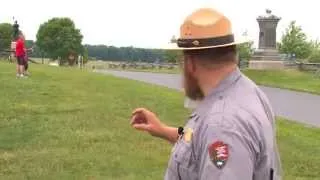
0, 61, 319, 179
243, 69, 320, 95
29, 57, 51, 64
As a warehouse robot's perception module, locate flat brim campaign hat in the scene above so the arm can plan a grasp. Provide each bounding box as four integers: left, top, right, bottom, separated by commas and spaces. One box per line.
164, 8, 249, 50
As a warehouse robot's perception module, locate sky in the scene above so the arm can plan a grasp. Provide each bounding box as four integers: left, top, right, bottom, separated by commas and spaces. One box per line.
0, 0, 319, 49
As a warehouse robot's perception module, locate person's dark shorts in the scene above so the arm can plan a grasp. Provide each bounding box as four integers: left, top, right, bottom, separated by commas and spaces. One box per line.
17, 56, 25, 65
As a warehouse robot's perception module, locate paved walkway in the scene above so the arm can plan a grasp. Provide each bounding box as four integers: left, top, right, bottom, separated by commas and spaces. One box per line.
97, 70, 320, 127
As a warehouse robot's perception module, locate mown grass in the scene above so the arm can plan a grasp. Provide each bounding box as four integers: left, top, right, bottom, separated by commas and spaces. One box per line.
0, 61, 319, 180
243, 69, 320, 95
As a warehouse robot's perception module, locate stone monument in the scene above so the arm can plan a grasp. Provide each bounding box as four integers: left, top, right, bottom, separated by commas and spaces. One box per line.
249, 9, 284, 69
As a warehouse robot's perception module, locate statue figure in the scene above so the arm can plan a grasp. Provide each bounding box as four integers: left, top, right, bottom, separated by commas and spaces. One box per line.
12, 20, 19, 40
258, 9, 279, 19
170, 35, 177, 43
266, 9, 272, 15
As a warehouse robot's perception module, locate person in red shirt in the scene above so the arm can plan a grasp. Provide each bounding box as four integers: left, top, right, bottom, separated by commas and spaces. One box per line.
15, 33, 26, 77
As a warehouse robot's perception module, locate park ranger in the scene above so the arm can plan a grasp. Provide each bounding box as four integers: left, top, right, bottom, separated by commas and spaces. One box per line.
130, 8, 282, 180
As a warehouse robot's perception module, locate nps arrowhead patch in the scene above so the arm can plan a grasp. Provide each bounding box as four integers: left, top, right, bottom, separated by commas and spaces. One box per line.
208, 141, 229, 169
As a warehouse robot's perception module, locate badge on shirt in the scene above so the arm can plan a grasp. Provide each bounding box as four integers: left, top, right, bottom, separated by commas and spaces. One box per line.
208, 141, 229, 169
183, 128, 193, 143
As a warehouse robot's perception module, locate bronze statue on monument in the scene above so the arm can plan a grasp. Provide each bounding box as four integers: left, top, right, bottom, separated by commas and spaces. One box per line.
10, 19, 20, 62
12, 20, 20, 40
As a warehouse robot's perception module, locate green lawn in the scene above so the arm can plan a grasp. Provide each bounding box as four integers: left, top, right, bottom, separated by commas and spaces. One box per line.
29, 57, 50, 64
0, 61, 319, 180
243, 69, 320, 95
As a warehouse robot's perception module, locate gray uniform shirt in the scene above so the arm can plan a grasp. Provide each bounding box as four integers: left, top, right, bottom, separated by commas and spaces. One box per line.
164, 68, 282, 180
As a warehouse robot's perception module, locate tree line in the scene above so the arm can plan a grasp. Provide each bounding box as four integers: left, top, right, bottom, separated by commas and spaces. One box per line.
0, 23, 13, 51
0, 17, 255, 64
278, 21, 320, 62
0, 18, 319, 63
84, 45, 167, 63
22, 43, 253, 64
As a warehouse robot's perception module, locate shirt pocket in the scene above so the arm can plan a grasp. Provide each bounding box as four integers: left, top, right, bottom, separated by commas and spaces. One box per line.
173, 140, 198, 180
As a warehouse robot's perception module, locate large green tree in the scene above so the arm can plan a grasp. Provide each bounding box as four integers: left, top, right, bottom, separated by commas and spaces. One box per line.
84, 45, 166, 62
36, 18, 83, 65
164, 35, 182, 63
308, 40, 320, 63
165, 50, 182, 63
237, 41, 254, 60
0, 23, 13, 51
82, 46, 89, 64
278, 21, 312, 59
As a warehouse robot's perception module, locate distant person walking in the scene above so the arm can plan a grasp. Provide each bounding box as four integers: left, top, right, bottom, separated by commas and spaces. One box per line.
24, 46, 33, 76
24, 51, 29, 74
15, 33, 26, 78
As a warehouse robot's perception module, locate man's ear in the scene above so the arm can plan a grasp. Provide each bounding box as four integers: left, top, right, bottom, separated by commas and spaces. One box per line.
186, 55, 197, 74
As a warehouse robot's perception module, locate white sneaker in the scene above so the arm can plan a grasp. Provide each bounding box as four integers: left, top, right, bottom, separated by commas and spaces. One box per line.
20, 74, 27, 78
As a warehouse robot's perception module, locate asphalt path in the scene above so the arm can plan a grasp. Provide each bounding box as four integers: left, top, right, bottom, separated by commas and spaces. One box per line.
97, 70, 320, 127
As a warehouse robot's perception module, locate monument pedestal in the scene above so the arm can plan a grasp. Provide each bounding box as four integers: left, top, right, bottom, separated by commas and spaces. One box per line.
249, 60, 284, 69
249, 48, 285, 69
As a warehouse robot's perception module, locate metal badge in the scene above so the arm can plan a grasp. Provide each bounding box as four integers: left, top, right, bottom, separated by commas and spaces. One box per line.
183, 128, 193, 143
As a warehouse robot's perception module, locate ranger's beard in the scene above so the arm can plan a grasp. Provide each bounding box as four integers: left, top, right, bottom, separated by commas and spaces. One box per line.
183, 67, 205, 101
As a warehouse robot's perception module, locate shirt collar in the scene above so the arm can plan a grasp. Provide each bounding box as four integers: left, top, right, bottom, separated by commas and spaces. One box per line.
192, 67, 242, 116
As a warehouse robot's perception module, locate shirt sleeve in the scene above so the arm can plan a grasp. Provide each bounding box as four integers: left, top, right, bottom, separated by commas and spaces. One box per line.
198, 117, 256, 180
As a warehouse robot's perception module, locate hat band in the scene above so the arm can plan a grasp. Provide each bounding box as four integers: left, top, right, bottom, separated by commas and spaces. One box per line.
177, 34, 235, 48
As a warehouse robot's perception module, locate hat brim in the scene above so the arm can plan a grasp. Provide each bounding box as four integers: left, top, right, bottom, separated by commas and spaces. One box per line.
162, 36, 250, 50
